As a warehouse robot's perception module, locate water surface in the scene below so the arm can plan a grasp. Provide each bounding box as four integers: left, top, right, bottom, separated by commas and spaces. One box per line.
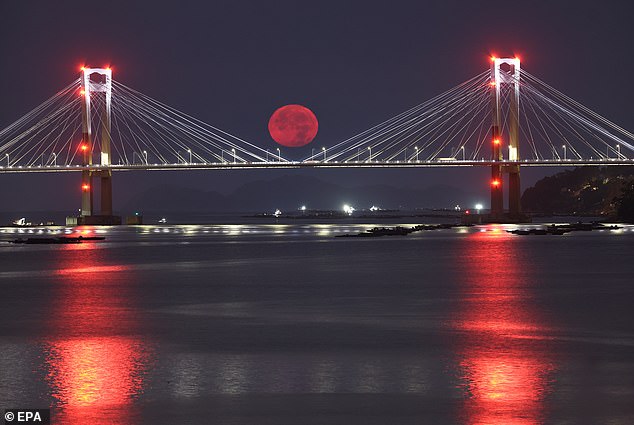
1, 223, 633, 424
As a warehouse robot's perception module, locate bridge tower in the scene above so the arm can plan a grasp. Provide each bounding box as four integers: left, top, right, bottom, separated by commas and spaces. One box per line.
80, 67, 114, 218
490, 57, 521, 218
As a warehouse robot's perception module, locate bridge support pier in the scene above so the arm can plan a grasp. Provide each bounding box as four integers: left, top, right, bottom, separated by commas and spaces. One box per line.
508, 165, 521, 217
100, 173, 113, 216
81, 170, 93, 216
491, 165, 503, 217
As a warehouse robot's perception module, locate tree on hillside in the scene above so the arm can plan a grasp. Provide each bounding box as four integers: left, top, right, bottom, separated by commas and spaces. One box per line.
521, 166, 634, 216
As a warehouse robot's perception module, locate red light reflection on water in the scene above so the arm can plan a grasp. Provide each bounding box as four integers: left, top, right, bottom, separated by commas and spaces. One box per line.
453, 229, 555, 425
44, 245, 150, 424
47, 337, 147, 406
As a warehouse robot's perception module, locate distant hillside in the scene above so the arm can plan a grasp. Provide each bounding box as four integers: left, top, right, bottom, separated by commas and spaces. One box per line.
521, 166, 634, 216
124, 175, 476, 213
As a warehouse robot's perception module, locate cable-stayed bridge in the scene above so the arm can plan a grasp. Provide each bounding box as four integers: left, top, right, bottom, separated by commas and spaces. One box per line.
0, 58, 633, 221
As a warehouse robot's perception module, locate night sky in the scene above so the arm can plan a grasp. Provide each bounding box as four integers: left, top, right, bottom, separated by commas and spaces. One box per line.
1, 0, 633, 212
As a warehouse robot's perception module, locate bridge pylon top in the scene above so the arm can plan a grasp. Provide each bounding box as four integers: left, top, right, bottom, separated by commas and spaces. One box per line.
81, 67, 112, 93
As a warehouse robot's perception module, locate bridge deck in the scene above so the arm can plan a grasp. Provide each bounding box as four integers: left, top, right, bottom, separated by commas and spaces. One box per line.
0, 159, 632, 173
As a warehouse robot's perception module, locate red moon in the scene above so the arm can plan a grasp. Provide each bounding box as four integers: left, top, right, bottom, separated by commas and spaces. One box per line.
268, 104, 318, 147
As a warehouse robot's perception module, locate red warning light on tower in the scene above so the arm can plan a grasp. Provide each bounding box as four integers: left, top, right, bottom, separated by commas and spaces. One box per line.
493, 139, 501, 145
80, 144, 88, 152
81, 184, 90, 191
491, 179, 501, 187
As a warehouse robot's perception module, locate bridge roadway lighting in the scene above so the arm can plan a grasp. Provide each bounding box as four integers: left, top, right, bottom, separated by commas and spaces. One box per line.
562, 145, 566, 160
187, 149, 192, 164
368, 146, 372, 162
415, 146, 419, 161
143, 150, 148, 164
617, 144, 621, 158
460, 146, 465, 160
52, 152, 57, 166
232, 148, 236, 164
5, 153, 8, 167
276, 147, 281, 162
322, 146, 326, 160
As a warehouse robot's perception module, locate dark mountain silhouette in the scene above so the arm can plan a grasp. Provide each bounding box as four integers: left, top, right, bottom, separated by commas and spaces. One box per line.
124, 175, 475, 213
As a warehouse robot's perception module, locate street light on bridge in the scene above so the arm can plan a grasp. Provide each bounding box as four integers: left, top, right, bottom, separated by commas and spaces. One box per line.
322, 146, 326, 160
415, 146, 419, 162
187, 149, 192, 164
617, 144, 621, 158
276, 147, 281, 162
562, 145, 566, 161
143, 150, 148, 164
232, 148, 236, 164
5, 153, 9, 167
368, 146, 372, 162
